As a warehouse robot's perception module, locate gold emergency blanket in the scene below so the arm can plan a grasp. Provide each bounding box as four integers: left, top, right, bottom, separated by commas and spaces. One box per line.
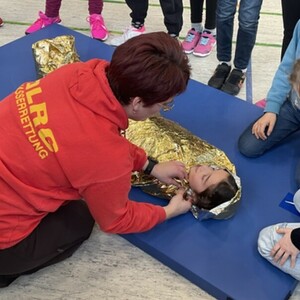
32, 35, 80, 78
126, 116, 241, 220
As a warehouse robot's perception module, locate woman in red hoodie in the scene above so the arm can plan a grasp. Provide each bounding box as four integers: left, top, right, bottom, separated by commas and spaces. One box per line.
0, 32, 191, 287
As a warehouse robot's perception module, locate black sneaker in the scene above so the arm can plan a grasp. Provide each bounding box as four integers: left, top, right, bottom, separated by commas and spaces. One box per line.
208, 63, 231, 89
221, 68, 245, 96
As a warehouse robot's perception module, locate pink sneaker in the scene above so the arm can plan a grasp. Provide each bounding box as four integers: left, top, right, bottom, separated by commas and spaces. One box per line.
25, 11, 61, 35
193, 31, 216, 57
255, 99, 266, 108
87, 14, 108, 41
181, 29, 201, 54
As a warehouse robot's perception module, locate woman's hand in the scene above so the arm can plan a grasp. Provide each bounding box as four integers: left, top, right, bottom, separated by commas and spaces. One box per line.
164, 188, 192, 219
151, 161, 187, 186
251, 112, 277, 140
271, 227, 300, 268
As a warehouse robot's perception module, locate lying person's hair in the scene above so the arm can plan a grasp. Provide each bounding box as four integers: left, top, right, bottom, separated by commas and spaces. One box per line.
193, 173, 239, 210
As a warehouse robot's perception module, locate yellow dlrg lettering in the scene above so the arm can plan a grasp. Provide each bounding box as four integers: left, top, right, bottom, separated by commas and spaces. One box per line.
26, 87, 42, 104
29, 102, 48, 127
38, 128, 58, 153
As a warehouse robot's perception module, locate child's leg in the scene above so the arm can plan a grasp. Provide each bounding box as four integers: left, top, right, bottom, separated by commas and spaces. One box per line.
281, 0, 300, 59
190, 0, 204, 32
88, 0, 104, 15
159, 0, 183, 36
126, 0, 148, 27
204, 0, 217, 31
87, 0, 108, 41
258, 223, 300, 280
45, 0, 62, 17
238, 100, 300, 157
0, 200, 94, 287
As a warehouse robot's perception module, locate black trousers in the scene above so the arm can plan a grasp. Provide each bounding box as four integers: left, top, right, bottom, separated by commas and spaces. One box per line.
0, 200, 95, 287
125, 0, 183, 36
281, 0, 300, 59
190, 0, 217, 30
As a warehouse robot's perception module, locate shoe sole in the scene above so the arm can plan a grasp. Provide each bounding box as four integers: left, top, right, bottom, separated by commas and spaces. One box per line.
25, 21, 62, 35
192, 41, 216, 57
183, 49, 195, 54
221, 88, 239, 96
110, 41, 121, 47
192, 50, 213, 57
91, 33, 109, 42
221, 84, 242, 96
110, 32, 144, 47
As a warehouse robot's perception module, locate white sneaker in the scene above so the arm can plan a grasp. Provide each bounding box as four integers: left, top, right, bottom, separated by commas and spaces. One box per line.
110, 26, 146, 46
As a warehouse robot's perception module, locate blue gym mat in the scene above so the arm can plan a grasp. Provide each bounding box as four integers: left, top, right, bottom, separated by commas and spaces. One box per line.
1, 24, 299, 300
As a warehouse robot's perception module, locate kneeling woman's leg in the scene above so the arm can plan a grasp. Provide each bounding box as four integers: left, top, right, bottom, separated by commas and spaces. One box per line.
258, 222, 300, 280
0, 200, 95, 287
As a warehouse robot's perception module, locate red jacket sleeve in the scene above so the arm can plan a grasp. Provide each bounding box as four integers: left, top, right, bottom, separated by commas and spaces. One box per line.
128, 141, 148, 172
81, 172, 166, 234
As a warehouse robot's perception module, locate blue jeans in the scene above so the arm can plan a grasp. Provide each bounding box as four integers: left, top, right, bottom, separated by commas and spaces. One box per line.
216, 0, 263, 69
238, 100, 300, 157
238, 100, 300, 187
258, 223, 300, 280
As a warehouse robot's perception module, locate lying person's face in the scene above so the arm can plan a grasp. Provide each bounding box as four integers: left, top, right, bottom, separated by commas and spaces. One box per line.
188, 165, 229, 194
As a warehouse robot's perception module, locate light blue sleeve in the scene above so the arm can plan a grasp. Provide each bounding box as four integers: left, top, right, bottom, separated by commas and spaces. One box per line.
265, 20, 300, 114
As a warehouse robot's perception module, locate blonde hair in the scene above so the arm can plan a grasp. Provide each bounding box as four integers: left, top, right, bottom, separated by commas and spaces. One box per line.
290, 59, 300, 88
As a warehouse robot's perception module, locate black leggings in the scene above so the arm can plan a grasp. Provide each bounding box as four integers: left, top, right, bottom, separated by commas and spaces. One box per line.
190, 0, 217, 30
281, 0, 300, 59
0, 200, 95, 287
125, 0, 183, 36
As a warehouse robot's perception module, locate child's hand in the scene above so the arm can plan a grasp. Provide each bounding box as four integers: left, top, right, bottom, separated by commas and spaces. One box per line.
252, 112, 277, 140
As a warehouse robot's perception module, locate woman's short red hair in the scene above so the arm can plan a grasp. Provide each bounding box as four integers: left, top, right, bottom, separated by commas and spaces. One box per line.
107, 32, 191, 106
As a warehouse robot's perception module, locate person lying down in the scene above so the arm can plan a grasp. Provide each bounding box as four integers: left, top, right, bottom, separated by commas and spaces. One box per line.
31, 36, 241, 221
126, 116, 241, 220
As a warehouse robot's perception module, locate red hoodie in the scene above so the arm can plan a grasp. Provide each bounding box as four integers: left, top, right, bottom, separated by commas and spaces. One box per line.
0, 59, 166, 249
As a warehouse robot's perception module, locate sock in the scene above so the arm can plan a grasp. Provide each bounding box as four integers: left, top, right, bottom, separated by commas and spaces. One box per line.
131, 21, 144, 30
234, 66, 247, 73
169, 33, 178, 38
220, 61, 231, 67
204, 28, 216, 36
191, 23, 203, 33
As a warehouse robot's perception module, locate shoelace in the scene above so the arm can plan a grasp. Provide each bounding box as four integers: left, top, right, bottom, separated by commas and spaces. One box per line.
33, 17, 46, 26
185, 32, 196, 43
199, 36, 208, 45
92, 18, 104, 30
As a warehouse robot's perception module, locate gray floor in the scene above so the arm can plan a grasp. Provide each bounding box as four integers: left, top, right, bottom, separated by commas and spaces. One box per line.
1, 0, 300, 299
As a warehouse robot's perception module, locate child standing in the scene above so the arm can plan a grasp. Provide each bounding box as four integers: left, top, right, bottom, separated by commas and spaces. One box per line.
25, 0, 108, 41
110, 0, 183, 46
181, 0, 217, 57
